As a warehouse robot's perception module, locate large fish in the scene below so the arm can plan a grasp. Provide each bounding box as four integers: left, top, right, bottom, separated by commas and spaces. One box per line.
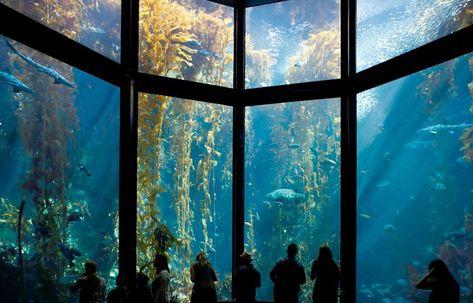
0, 70, 36, 95
265, 188, 306, 205
6, 40, 75, 89
417, 123, 473, 134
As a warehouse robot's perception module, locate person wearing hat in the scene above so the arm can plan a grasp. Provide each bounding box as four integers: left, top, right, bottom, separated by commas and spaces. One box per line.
235, 251, 261, 303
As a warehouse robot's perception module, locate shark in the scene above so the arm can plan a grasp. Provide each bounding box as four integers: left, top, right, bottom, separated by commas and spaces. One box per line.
6, 40, 75, 89
265, 188, 307, 205
417, 123, 473, 134
0, 70, 36, 95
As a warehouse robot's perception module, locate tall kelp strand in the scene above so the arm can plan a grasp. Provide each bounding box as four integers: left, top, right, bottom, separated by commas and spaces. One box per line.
137, 92, 233, 301
139, 0, 233, 86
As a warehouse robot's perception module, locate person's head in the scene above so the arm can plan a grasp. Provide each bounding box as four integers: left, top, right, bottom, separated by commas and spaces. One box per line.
428, 259, 454, 280
196, 251, 208, 265
116, 273, 126, 288
85, 260, 97, 275
287, 243, 298, 258
136, 272, 150, 288
318, 245, 333, 261
154, 253, 170, 273
240, 251, 253, 265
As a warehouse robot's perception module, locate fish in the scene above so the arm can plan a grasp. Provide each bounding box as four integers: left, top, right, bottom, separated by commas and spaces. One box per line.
58, 243, 82, 266
383, 224, 397, 233
0, 70, 36, 95
80, 26, 106, 34
359, 213, 371, 219
197, 49, 222, 60
6, 40, 75, 89
34, 224, 51, 238
77, 163, 91, 177
294, 61, 303, 68
288, 143, 301, 149
67, 211, 85, 222
376, 180, 390, 188
178, 40, 202, 49
443, 227, 467, 240
244, 221, 253, 227
417, 123, 473, 134
265, 188, 306, 205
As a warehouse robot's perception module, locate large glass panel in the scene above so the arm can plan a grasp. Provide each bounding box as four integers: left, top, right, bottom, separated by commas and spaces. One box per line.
137, 94, 233, 301
357, 53, 473, 302
357, 0, 473, 71
0, 36, 119, 301
1, 0, 121, 61
245, 99, 341, 302
246, 0, 340, 88
139, 0, 234, 87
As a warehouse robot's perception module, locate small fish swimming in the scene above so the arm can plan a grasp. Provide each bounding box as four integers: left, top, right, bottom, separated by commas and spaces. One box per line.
359, 213, 371, 219
81, 26, 106, 34
294, 61, 303, 68
265, 188, 306, 205
77, 163, 91, 177
67, 211, 85, 222
34, 224, 51, 238
6, 40, 75, 89
288, 143, 301, 149
198, 49, 223, 60
376, 180, 390, 188
0, 70, 36, 95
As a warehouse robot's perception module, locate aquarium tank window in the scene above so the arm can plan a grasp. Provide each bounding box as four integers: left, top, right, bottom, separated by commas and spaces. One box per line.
245, 0, 340, 88
139, 0, 234, 87
0, 35, 120, 301
356, 52, 473, 302
137, 94, 233, 301
245, 99, 341, 302
0, 0, 121, 61
357, 0, 473, 71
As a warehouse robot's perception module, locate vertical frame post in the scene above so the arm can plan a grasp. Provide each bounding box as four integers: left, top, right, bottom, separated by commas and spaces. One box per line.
340, 0, 357, 302
119, 0, 139, 290
232, 2, 246, 300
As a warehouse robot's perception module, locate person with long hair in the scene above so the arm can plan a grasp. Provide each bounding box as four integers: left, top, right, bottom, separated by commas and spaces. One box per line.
152, 254, 171, 303
190, 251, 218, 303
416, 259, 460, 303
310, 245, 341, 303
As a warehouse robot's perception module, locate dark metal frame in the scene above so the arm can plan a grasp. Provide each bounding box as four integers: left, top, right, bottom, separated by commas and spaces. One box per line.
1, 1, 473, 302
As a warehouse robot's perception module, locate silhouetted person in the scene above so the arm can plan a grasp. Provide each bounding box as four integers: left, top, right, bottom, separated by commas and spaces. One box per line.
71, 260, 106, 303
107, 273, 127, 303
128, 272, 152, 303
190, 251, 218, 303
416, 259, 460, 303
310, 245, 341, 303
235, 251, 261, 303
152, 254, 171, 303
270, 243, 306, 303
